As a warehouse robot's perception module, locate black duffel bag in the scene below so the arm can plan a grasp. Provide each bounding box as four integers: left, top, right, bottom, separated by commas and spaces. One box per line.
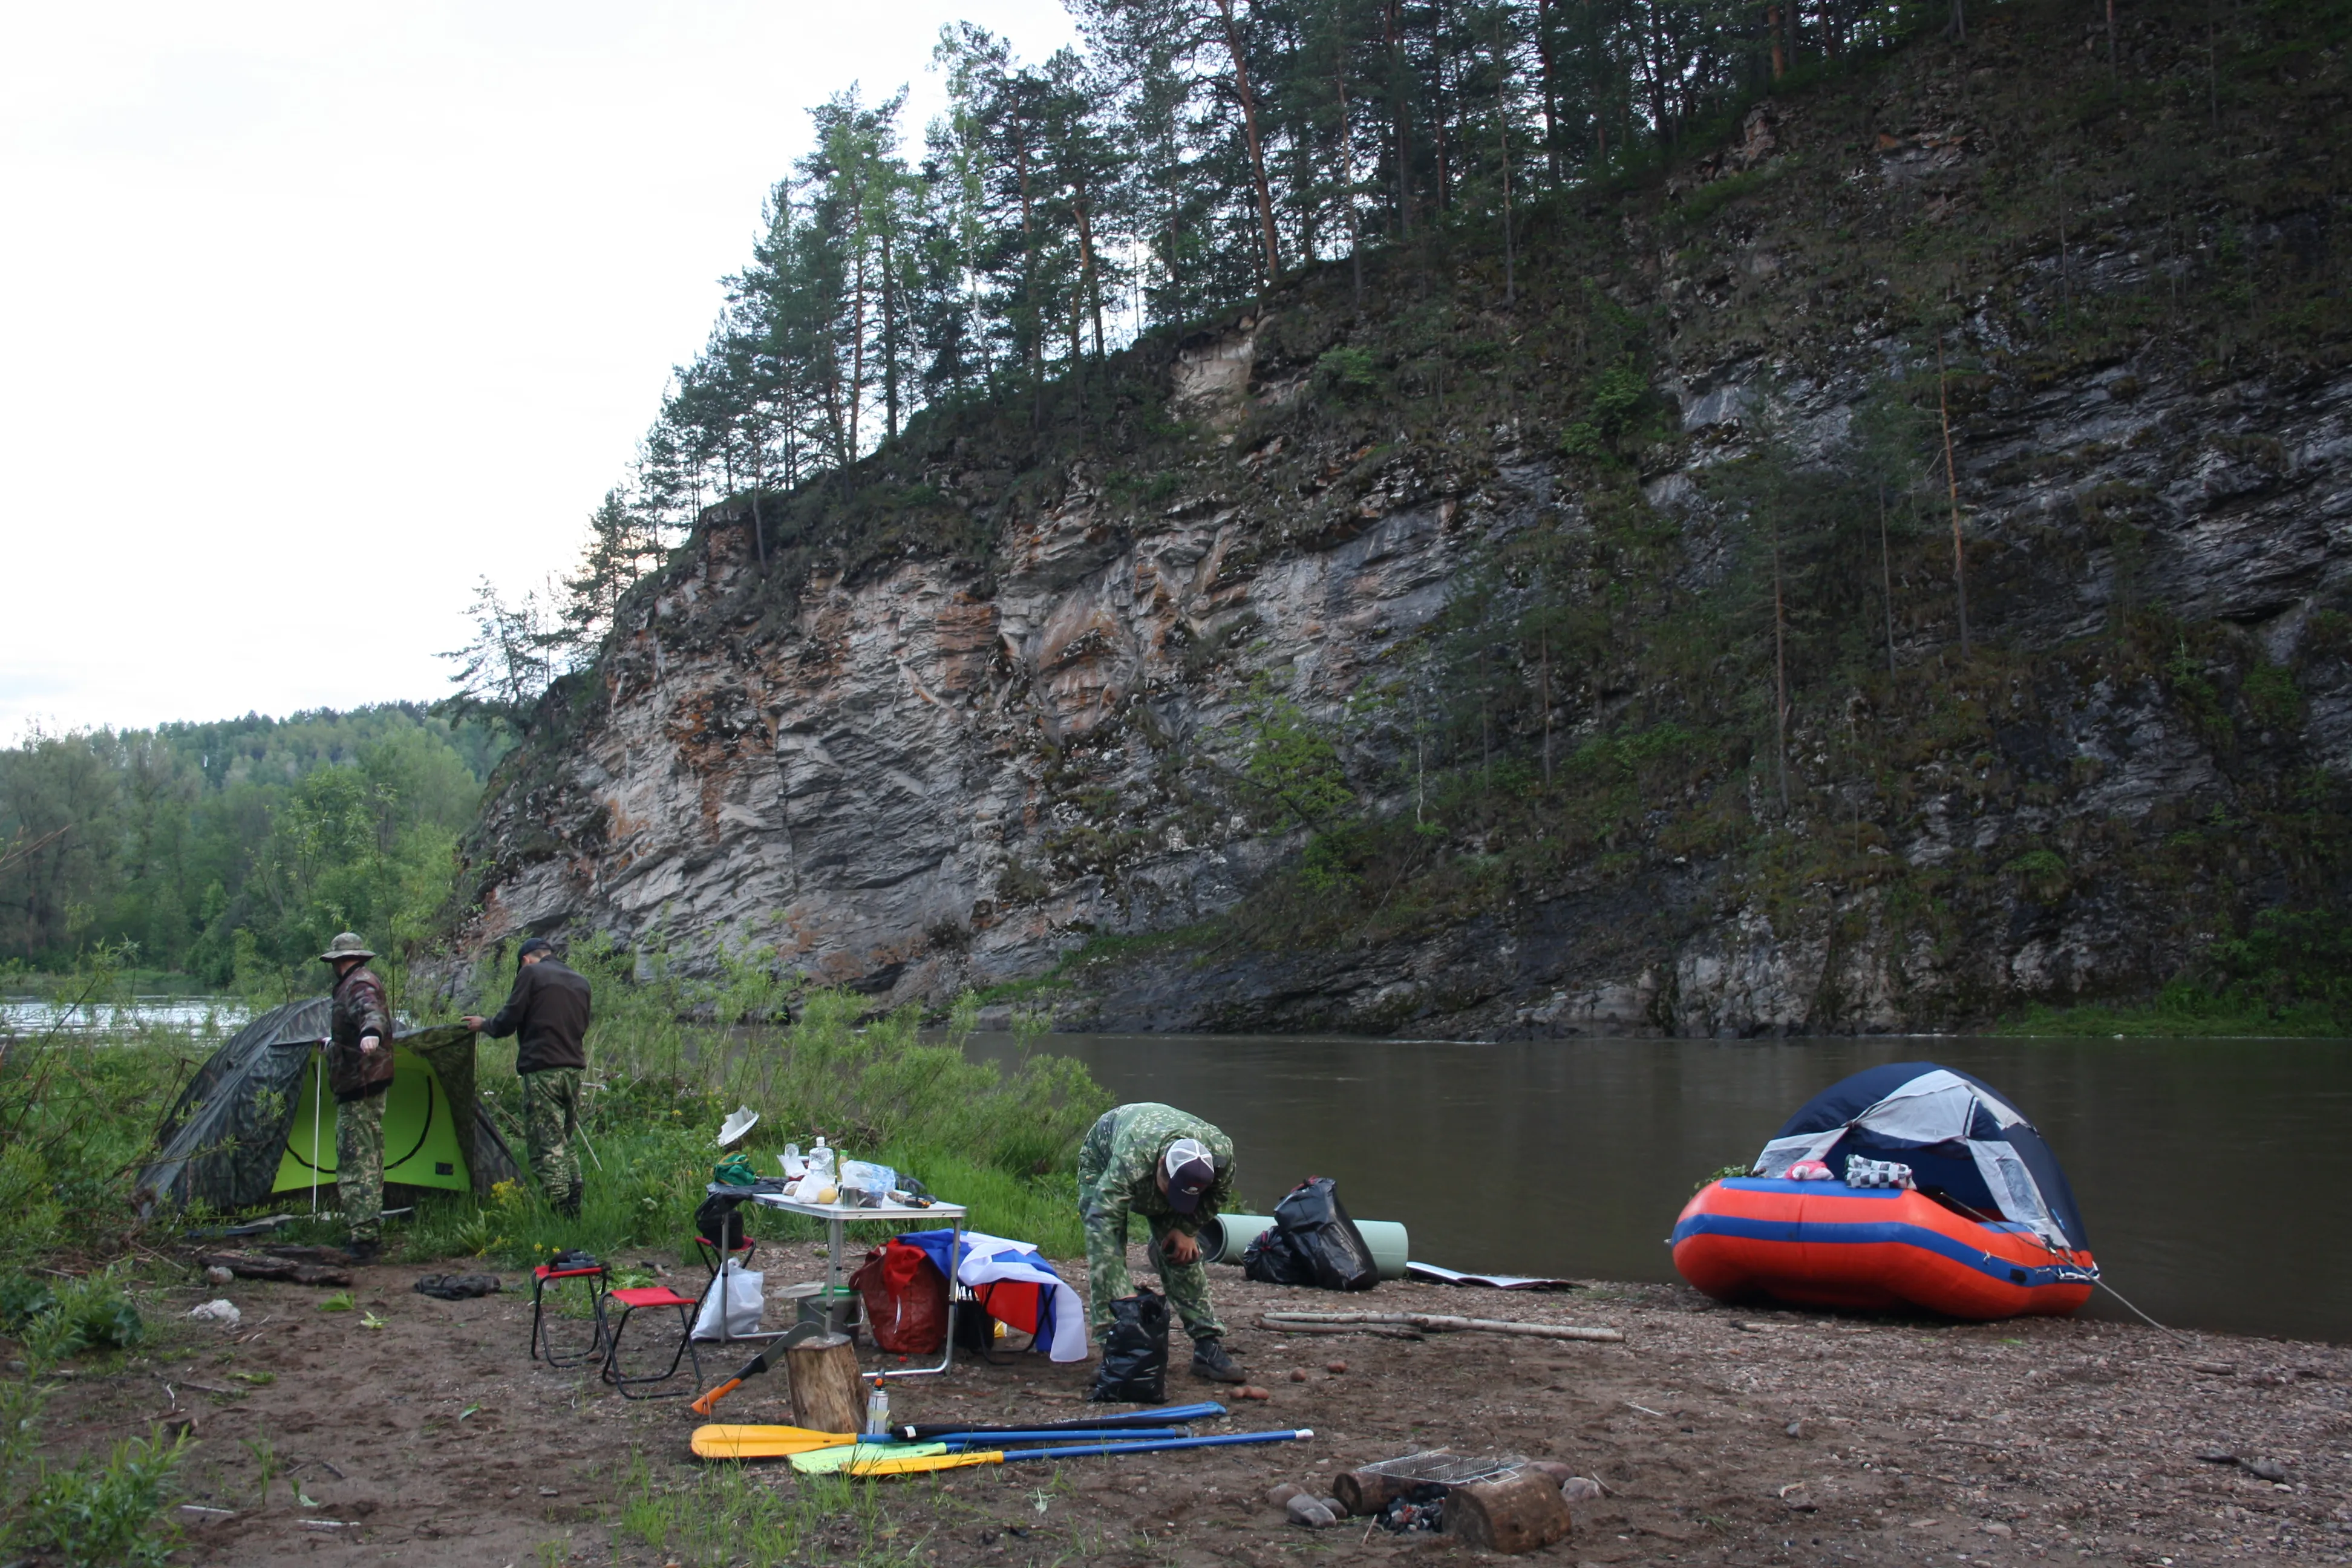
1241, 1175, 1379, 1292
1088, 1289, 1171, 1403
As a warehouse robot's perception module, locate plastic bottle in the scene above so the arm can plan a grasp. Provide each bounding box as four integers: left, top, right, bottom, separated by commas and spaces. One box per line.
862, 1374, 889, 1437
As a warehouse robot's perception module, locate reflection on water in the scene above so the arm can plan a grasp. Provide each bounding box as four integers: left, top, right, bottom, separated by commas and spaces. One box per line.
970, 1032, 2352, 1344
1, 996, 249, 1034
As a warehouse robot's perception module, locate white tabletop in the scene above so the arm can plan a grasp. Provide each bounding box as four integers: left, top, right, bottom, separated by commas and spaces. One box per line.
748, 1194, 966, 1223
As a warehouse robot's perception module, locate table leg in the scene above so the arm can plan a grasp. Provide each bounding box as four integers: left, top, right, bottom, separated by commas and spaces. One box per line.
879, 1211, 959, 1380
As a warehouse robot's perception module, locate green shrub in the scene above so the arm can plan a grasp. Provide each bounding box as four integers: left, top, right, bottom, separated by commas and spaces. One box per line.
10, 1432, 188, 1567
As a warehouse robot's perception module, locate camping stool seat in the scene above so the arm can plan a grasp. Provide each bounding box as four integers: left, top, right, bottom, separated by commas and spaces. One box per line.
601, 1285, 705, 1399
529, 1261, 610, 1369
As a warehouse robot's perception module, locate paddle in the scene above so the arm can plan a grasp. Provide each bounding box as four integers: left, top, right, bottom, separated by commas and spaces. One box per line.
895, 1401, 1229, 1438
841, 1428, 1315, 1477
695, 1426, 1191, 1460
688, 1424, 859, 1460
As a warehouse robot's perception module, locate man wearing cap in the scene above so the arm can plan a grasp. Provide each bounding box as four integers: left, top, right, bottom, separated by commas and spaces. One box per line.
1075, 1102, 1247, 1383
319, 932, 393, 1262
464, 938, 592, 1218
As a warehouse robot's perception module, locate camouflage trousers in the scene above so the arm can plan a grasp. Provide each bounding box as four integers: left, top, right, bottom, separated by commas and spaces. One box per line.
521, 1068, 583, 1201
1077, 1124, 1224, 1344
335, 1087, 385, 1244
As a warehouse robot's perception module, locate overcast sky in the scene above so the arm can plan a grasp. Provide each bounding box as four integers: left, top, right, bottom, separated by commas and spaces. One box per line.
0, 1, 1076, 740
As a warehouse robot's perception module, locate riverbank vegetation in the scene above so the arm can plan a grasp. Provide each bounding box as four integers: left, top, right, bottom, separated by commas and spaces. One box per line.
0, 946, 1108, 1557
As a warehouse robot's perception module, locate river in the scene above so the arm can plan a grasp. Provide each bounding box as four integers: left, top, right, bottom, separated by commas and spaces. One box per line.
973, 1031, 2351, 1345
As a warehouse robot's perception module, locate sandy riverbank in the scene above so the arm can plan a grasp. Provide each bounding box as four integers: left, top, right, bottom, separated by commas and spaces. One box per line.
28, 1243, 2351, 1565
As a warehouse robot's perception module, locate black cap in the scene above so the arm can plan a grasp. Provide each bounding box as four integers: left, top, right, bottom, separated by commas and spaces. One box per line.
517, 937, 554, 959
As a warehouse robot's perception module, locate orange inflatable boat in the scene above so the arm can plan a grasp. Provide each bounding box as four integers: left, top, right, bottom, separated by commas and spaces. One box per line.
1672, 1062, 2099, 1320
1672, 1177, 2097, 1319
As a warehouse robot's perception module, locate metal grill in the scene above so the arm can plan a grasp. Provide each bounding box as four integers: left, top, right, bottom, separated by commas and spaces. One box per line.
1356, 1449, 1527, 1486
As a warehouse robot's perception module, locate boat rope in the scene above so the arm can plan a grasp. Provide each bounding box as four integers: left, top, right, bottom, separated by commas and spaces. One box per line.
2089, 1276, 2192, 1347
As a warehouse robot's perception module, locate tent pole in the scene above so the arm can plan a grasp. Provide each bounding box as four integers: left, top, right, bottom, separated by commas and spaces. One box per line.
310, 1050, 322, 1216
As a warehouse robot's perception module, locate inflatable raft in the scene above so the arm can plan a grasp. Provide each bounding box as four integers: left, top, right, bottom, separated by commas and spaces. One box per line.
1673, 1177, 2097, 1319
1671, 1062, 2099, 1321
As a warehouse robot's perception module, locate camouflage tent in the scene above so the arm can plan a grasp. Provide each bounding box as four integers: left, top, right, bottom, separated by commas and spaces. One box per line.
137, 999, 521, 1214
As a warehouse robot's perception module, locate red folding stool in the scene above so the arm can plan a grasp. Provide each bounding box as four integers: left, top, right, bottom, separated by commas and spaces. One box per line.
601, 1284, 706, 1399
529, 1258, 610, 1368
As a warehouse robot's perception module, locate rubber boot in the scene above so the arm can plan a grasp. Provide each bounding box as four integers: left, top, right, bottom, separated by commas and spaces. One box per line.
557, 1184, 583, 1220
342, 1238, 382, 1265
1191, 1336, 1247, 1383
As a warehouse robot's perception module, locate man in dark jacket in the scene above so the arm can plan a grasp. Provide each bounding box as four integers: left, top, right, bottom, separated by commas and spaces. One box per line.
465, 938, 592, 1217
319, 932, 393, 1261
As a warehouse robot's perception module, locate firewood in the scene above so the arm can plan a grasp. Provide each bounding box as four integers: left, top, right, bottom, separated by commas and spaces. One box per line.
1333, 1467, 1409, 1516
1445, 1470, 1574, 1553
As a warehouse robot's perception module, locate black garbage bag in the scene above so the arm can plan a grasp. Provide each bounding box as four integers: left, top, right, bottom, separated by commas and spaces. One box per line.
1241, 1176, 1379, 1291
1088, 1289, 1171, 1403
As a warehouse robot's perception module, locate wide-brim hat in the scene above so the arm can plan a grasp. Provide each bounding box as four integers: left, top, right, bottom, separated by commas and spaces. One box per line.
717, 1105, 760, 1149
318, 932, 375, 962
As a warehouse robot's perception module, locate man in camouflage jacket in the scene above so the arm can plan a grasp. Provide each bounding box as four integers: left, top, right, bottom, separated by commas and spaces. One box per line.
1076, 1102, 1249, 1383
320, 932, 393, 1261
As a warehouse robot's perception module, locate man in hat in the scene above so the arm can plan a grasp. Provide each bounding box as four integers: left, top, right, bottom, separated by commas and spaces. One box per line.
1075, 1102, 1247, 1383
465, 938, 592, 1217
319, 932, 393, 1262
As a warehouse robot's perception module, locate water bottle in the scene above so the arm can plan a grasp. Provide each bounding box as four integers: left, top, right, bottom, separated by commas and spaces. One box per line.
863, 1374, 889, 1437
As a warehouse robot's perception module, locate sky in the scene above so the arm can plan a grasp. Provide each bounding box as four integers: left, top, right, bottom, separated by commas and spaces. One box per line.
0, 1, 1077, 740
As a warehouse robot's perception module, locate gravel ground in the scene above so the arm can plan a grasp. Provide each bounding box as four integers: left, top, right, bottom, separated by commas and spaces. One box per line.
24, 1241, 2350, 1566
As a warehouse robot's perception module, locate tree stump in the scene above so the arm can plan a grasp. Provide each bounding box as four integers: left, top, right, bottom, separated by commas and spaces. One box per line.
785, 1333, 862, 1434
1333, 1468, 1408, 1517
1445, 1471, 1574, 1553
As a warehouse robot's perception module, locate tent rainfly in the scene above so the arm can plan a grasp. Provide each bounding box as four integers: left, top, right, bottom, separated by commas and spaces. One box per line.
137, 998, 521, 1215
1749, 1062, 2091, 1251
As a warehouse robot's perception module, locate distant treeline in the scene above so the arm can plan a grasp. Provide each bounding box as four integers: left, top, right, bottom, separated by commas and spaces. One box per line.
0, 705, 511, 984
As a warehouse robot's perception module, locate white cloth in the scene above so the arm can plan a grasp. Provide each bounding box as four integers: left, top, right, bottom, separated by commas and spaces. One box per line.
947, 1229, 1089, 1364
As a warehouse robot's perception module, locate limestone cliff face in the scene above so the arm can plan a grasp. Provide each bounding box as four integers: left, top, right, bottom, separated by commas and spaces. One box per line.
450, 313, 2352, 1034
455, 323, 1493, 1009
450, 55, 2352, 1036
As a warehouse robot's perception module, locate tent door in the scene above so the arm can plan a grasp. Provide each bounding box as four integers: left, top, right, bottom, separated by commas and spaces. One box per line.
273, 1047, 471, 1194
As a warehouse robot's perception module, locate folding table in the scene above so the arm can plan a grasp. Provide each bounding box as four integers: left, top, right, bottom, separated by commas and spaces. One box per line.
750, 1190, 968, 1379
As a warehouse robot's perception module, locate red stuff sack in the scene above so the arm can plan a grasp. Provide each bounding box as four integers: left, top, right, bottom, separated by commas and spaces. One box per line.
848, 1238, 949, 1355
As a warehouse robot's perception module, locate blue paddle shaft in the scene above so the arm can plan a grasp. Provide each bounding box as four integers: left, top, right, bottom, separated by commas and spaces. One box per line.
998, 1429, 1312, 1462
939, 1428, 1186, 1446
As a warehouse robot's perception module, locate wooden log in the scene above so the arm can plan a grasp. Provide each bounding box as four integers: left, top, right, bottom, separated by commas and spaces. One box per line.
1255, 1316, 1423, 1340
784, 1333, 862, 1436
1445, 1471, 1575, 1553
1261, 1311, 1622, 1343
1332, 1468, 1410, 1517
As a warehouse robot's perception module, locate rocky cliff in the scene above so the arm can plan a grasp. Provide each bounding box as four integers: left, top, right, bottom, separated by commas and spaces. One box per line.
448, 1, 2352, 1035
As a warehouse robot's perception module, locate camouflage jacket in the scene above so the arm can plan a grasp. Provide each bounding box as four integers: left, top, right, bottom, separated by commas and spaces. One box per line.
327, 965, 395, 1101
1082, 1103, 1236, 1238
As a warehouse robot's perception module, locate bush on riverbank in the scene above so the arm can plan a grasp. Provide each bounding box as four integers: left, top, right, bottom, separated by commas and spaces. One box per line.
2002, 907, 2352, 1037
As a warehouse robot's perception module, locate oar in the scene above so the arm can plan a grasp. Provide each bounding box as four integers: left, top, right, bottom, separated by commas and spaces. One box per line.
689, 1424, 859, 1460
936, 1428, 1187, 1446
897, 1401, 1228, 1438
845, 1428, 1314, 1477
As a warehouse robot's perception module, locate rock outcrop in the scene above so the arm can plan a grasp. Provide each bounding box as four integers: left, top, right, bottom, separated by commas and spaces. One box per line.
446, 26, 2352, 1036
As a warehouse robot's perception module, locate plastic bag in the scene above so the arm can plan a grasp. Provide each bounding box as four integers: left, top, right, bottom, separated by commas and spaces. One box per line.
1241, 1176, 1379, 1292
849, 1239, 949, 1355
839, 1160, 897, 1209
1088, 1288, 1170, 1403
693, 1258, 765, 1340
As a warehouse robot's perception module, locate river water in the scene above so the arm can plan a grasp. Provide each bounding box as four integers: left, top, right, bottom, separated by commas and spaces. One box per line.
972, 1031, 2351, 1345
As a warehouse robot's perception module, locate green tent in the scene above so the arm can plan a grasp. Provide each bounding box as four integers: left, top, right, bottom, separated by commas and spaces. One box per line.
136, 1000, 521, 1214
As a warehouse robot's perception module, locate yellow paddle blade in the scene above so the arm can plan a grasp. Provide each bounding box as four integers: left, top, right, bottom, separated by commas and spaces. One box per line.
842, 1448, 1003, 1478
791, 1442, 950, 1476
690, 1424, 858, 1460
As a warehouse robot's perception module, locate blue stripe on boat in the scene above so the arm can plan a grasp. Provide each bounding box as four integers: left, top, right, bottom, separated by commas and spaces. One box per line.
1670, 1212, 2097, 1289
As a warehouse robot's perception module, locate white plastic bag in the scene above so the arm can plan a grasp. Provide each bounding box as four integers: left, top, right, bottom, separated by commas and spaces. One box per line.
693, 1258, 765, 1340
